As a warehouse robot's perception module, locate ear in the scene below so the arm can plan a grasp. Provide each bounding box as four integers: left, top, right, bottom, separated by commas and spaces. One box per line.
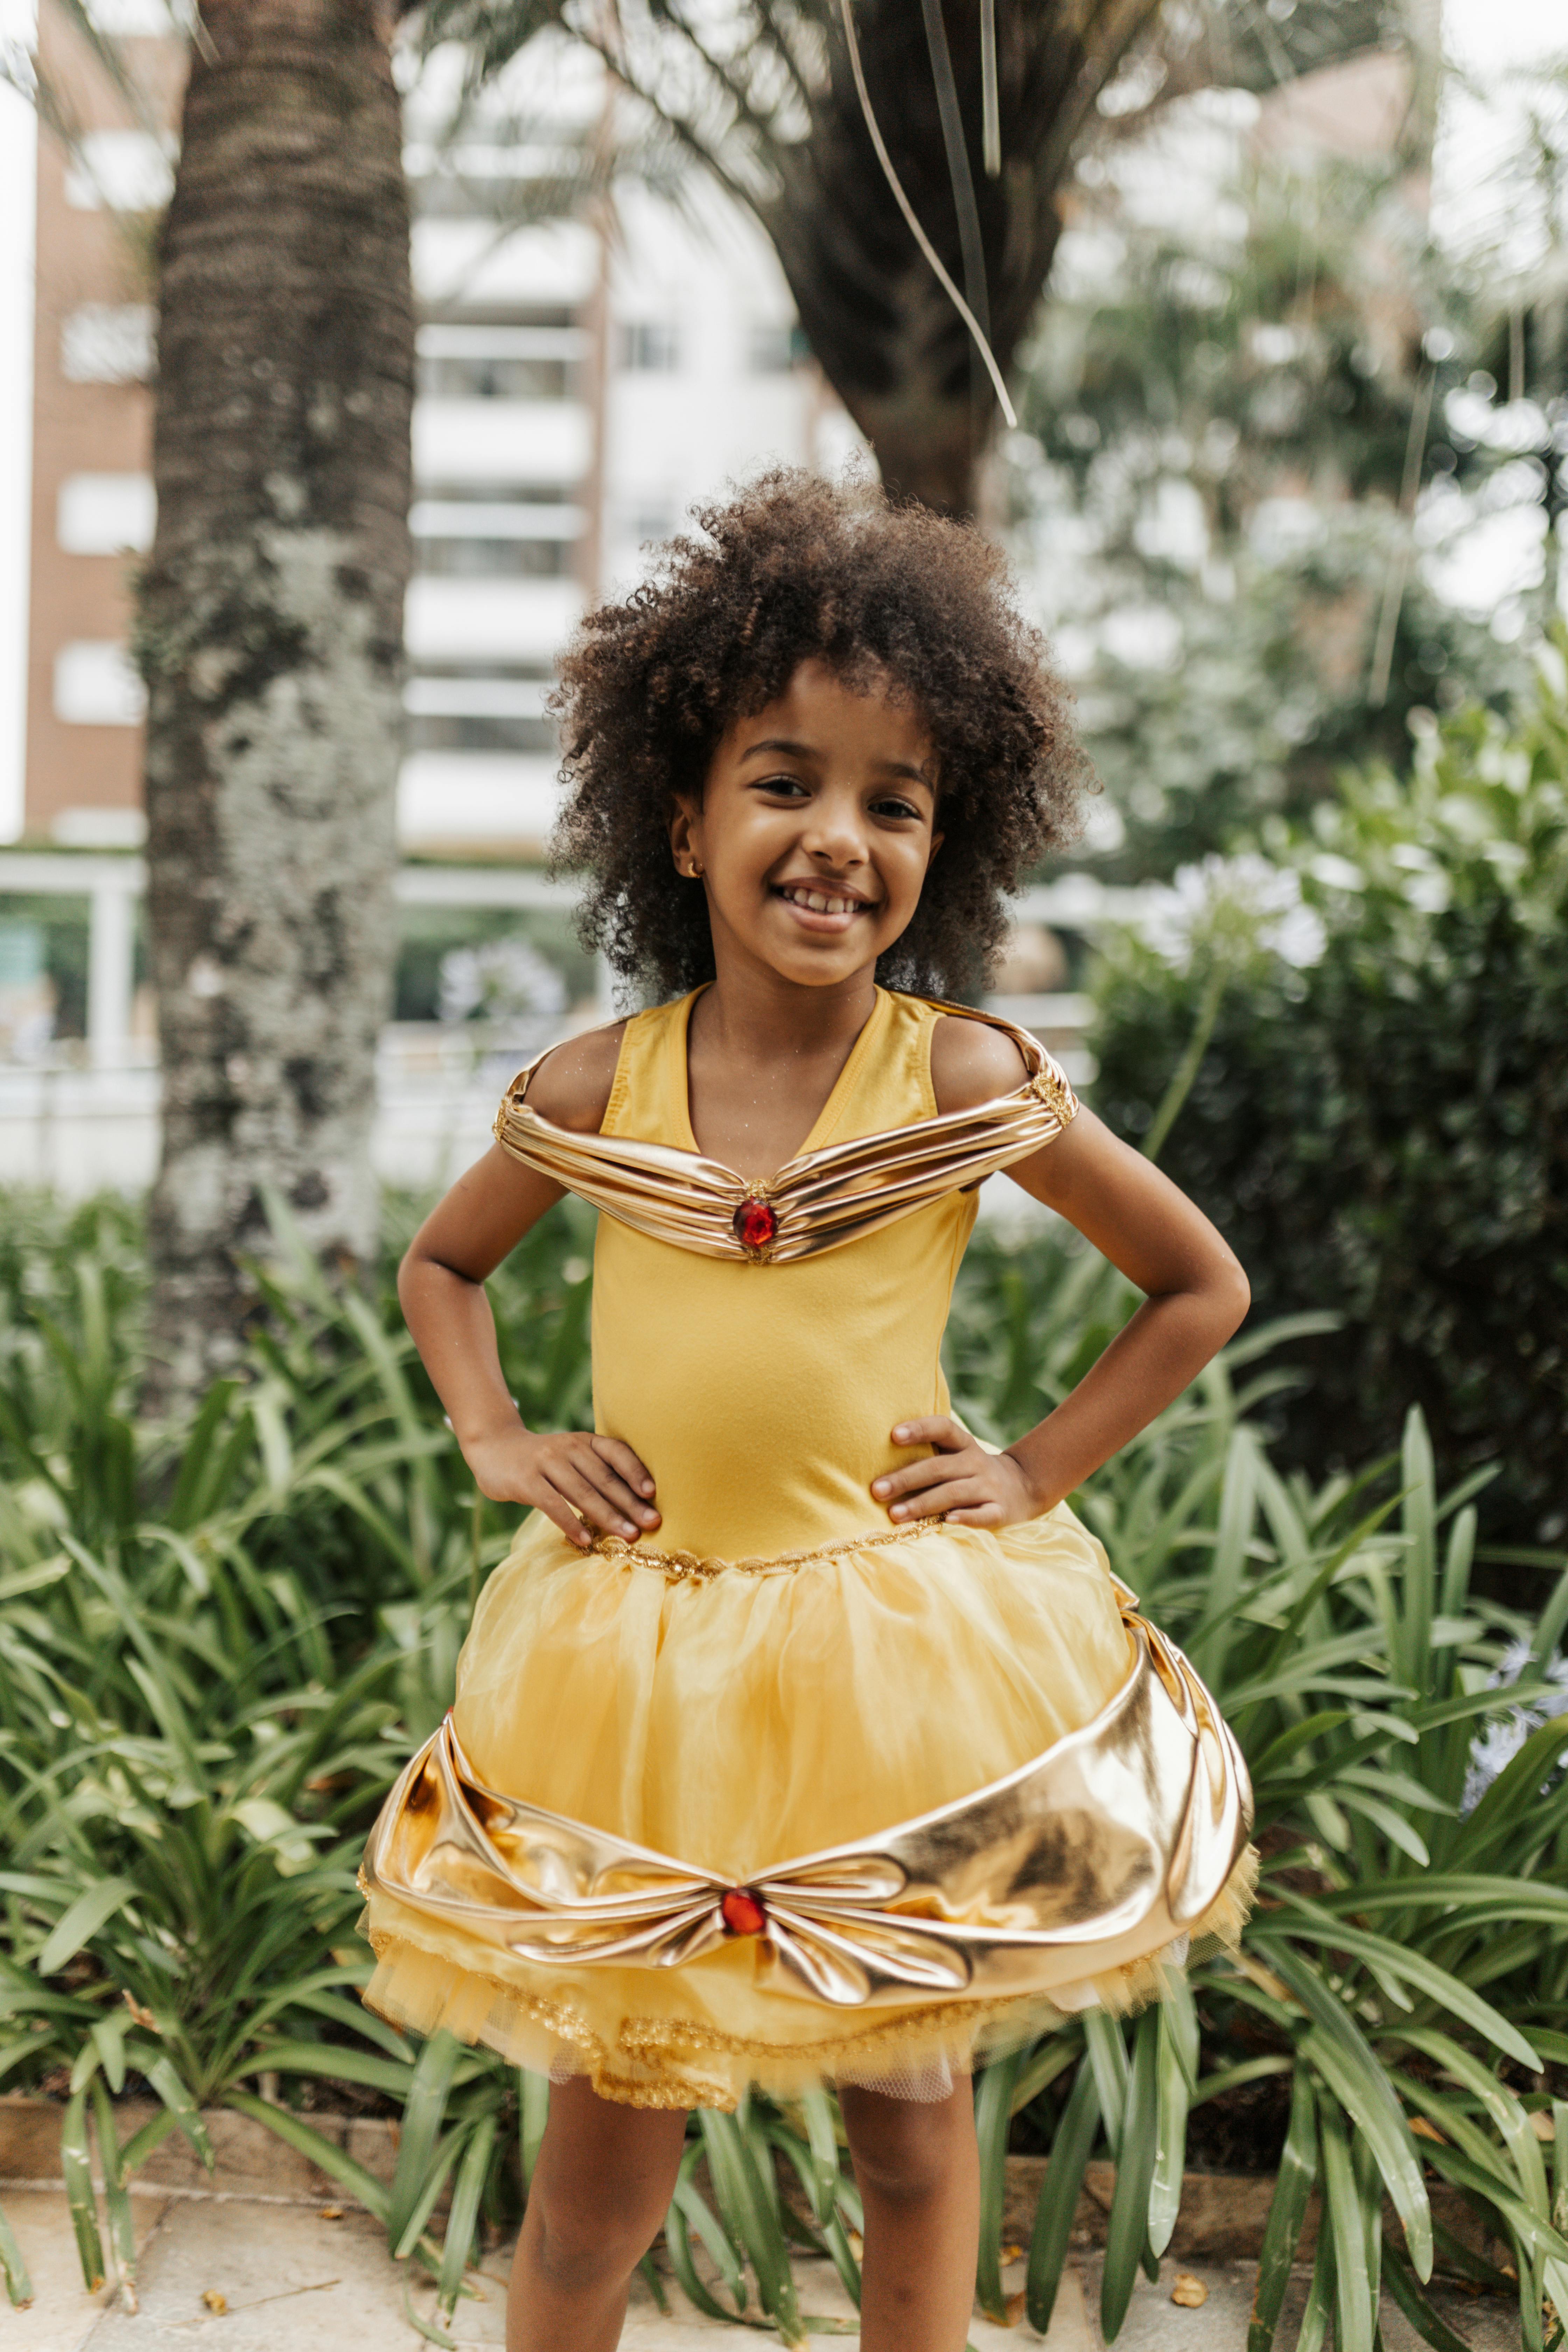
668, 796, 702, 874
926, 830, 945, 865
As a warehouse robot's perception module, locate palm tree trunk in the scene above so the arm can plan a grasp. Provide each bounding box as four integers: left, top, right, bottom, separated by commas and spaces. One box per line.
137, 0, 413, 1411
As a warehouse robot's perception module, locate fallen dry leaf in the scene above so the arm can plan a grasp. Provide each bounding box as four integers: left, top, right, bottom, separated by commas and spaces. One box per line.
1410, 2116, 1446, 2144
1001, 2243, 1026, 2265
847, 2231, 864, 2259
1004, 2288, 1028, 2325
318, 2206, 345, 2221
1530, 2112, 1555, 2143
1171, 2273, 1209, 2309
201, 2289, 228, 2314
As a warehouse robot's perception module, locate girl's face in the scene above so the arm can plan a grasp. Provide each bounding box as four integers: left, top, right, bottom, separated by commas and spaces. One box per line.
670, 660, 943, 993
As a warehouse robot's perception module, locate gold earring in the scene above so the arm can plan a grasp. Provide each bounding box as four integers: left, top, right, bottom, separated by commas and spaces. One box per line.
687, 859, 705, 879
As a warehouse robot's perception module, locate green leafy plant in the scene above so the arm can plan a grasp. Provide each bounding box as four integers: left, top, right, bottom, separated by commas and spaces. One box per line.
2, 1195, 1564, 2345
1091, 638, 1568, 1544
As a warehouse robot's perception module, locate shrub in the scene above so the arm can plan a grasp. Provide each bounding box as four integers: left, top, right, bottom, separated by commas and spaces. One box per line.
1090, 637, 1568, 1544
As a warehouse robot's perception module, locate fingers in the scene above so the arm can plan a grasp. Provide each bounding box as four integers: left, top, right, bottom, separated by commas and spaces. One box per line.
884, 1476, 1002, 1525
546, 1452, 648, 1544
590, 1435, 659, 1507
889, 1415, 966, 1452
873, 1447, 974, 1504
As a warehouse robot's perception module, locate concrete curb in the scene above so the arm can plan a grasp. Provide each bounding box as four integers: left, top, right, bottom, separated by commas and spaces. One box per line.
2, 2093, 1496, 2268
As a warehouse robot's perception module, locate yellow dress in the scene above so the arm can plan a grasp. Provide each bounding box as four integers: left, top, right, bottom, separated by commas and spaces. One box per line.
360, 988, 1254, 2109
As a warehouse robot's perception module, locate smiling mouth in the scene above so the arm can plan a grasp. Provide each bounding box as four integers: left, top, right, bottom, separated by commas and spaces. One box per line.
774, 883, 877, 918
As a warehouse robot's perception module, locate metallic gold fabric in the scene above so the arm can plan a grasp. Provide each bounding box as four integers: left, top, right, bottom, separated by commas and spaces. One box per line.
362, 1580, 1252, 2013
492, 997, 1077, 1264
588, 1516, 943, 1583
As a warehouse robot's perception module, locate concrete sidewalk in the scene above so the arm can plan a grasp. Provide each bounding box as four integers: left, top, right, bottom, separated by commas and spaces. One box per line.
3, 2183, 1522, 2352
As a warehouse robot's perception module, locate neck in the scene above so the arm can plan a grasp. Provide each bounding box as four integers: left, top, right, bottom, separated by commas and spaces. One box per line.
695, 947, 879, 1066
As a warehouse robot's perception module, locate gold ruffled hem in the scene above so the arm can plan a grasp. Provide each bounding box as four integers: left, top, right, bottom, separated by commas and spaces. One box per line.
359, 1847, 1257, 2110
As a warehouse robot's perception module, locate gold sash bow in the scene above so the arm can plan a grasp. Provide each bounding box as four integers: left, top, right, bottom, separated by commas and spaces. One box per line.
361, 1583, 1252, 2010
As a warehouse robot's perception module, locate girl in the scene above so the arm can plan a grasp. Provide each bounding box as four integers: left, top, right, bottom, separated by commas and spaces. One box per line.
361, 473, 1255, 2352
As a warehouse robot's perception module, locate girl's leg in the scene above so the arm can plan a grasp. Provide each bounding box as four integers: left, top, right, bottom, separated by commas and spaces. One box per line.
506, 2075, 688, 2352
839, 2078, 981, 2352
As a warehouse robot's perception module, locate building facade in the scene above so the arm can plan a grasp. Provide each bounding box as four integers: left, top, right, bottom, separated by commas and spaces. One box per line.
20, 6, 850, 860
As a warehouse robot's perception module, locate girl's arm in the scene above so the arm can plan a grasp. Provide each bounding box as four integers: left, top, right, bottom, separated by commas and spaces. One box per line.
872, 1020, 1250, 1528
398, 1025, 662, 1550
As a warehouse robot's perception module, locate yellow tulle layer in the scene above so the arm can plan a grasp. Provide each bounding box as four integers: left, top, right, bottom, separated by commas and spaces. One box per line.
357, 1500, 1256, 2107
361, 1850, 1256, 2110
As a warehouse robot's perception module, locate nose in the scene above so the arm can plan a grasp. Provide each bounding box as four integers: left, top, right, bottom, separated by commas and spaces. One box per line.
799, 788, 869, 872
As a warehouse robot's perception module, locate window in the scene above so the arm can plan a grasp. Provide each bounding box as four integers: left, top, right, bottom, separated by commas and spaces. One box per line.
749, 323, 810, 375
417, 355, 570, 401
60, 305, 155, 384
415, 482, 572, 506
619, 322, 680, 373
407, 713, 556, 754
64, 131, 175, 212
58, 474, 157, 555
53, 643, 146, 727
416, 538, 571, 579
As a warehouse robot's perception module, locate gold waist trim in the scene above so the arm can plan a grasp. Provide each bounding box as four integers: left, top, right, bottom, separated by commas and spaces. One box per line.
359, 1585, 1254, 2013
591, 1515, 942, 1583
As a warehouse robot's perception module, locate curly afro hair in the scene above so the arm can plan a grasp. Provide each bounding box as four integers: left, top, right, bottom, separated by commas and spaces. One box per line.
550, 469, 1090, 999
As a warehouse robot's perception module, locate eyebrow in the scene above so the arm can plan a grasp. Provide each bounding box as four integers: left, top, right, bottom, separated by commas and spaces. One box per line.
739, 736, 934, 789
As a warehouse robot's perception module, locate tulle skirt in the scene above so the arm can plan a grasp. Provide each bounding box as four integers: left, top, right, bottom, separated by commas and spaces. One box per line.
359, 1503, 1254, 2109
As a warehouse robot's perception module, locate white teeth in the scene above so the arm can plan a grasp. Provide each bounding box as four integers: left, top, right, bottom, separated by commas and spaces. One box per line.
782, 887, 860, 915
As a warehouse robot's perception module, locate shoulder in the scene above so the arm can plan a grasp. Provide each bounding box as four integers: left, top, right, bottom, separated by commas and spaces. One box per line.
929, 1009, 1031, 1117
523, 1019, 628, 1134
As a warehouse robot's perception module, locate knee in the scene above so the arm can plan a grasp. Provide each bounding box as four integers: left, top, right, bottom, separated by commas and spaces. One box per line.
843, 2091, 971, 2207
527, 2171, 667, 2290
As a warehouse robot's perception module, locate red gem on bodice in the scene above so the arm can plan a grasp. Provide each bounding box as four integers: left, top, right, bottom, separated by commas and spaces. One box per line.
733, 1196, 778, 1255
721, 1887, 766, 1937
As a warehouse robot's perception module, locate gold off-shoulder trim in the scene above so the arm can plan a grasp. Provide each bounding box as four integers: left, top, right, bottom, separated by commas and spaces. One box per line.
592, 1514, 942, 1583
492, 993, 1077, 1267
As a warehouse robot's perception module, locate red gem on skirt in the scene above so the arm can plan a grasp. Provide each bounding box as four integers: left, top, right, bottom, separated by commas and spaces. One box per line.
721, 1888, 767, 1936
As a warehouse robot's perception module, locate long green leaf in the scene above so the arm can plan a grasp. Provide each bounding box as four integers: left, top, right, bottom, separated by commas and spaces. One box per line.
974, 2050, 1021, 2320
388, 2030, 461, 2250
1026, 2057, 1099, 2336
1082, 2010, 1130, 2160
699, 2109, 804, 2345
1248, 2068, 1316, 2352
519, 2069, 549, 2194
1272, 1909, 1542, 2070
1395, 2025, 1549, 2218
1382, 2244, 1472, 2352
394, 2131, 463, 2263
438, 2115, 495, 2313
60, 2087, 104, 2293
225, 2090, 390, 2224
0, 2195, 35, 2309
1254, 1936, 1431, 2277
91, 2077, 138, 2306
1318, 2098, 1374, 2352
1102, 2007, 1160, 2340
1149, 1973, 1197, 2256
1299, 2027, 1431, 2280
145, 2055, 214, 2171
37, 1876, 136, 1977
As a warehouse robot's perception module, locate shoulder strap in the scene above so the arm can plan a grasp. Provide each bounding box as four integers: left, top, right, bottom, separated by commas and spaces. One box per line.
492, 998, 1077, 1265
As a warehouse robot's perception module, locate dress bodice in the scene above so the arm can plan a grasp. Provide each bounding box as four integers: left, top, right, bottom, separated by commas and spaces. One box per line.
590, 988, 978, 1559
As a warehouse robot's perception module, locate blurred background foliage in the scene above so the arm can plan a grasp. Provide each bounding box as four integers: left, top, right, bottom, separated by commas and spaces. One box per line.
1091, 630, 1568, 1548
1009, 117, 1567, 878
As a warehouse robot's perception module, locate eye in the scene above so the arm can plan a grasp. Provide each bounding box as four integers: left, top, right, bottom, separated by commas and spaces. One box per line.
870, 794, 923, 822
750, 773, 809, 798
